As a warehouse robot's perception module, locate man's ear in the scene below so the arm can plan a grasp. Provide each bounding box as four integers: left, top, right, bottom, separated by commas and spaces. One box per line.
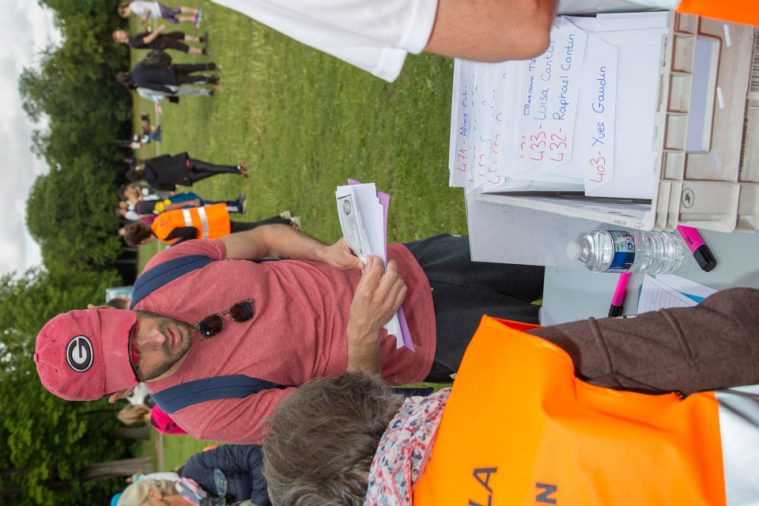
108, 387, 135, 404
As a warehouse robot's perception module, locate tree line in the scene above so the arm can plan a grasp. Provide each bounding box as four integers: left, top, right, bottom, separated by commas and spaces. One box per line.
2, 0, 143, 503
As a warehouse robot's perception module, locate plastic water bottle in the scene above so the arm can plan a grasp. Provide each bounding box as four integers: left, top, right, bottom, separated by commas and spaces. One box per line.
566, 229, 685, 275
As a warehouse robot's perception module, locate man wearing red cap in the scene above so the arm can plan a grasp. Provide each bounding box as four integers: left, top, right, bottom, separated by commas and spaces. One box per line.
35, 224, 545, 443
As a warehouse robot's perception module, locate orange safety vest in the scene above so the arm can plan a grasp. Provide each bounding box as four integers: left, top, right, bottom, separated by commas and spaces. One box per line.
414, 316, 759, 506
151, 203, 231, 244
677, 0, 759, 25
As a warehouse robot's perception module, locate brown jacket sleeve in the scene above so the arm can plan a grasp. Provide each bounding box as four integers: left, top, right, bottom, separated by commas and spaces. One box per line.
528, 288, 759, 395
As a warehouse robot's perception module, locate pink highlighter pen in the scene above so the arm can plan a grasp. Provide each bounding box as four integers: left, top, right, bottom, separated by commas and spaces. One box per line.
608, 272, 631, 317
676, 225, 717, 272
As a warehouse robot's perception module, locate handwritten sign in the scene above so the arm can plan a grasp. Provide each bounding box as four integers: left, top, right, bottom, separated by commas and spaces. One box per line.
580, 34, 618, 195
516, 18, 587, 178
449, 60, 516, 190
449, 60, 476, 188
446, 14, 650, 196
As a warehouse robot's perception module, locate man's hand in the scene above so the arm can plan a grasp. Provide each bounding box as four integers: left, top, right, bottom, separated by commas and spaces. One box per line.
346, 257, 407, 374
320, 238, 363, 270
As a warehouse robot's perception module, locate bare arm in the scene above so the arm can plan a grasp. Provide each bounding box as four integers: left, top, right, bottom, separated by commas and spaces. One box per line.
220, 223, 362, 269
142, 24, 165, 44
425, 0, 558, 62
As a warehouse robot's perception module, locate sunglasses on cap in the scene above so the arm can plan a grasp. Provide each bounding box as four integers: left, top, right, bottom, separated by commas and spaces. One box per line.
194, 299, 255, 337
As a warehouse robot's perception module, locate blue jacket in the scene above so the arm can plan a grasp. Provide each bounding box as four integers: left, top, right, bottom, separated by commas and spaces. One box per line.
181, 445, 270, 506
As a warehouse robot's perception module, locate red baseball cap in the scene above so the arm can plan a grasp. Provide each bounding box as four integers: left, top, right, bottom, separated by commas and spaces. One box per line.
34, 308, 139, 401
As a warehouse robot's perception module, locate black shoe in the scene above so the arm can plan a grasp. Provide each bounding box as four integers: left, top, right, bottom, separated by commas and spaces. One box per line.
200, 31, 208, 44
202, 46, 209, 56
205, 76, 219, 85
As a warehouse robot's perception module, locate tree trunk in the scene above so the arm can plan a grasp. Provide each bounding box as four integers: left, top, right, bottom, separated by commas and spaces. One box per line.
81, 457, 152, 481
80, 407, 122, 416
0, 486, 23, 498
0, 468, 28, 478
109, 426, 151, 440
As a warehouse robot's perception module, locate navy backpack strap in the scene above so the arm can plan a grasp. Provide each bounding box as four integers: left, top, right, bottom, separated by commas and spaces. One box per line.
131, 255, 285, 413
152, 375, 285, 414
130, 254, 214, 309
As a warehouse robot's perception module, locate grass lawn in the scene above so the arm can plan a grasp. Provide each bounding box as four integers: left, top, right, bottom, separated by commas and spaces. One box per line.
130, 0, 463, 467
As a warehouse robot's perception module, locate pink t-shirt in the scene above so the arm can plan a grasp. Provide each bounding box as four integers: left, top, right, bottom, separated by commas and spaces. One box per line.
139, 239, 435, 443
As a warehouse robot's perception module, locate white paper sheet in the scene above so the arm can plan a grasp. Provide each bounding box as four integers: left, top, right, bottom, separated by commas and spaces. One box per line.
637, 274, 717, 313
335, 182, 413, 350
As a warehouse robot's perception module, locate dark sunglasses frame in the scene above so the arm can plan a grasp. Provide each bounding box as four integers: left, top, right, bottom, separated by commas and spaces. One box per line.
195, 299, 255, 337
128, 322, 140, 378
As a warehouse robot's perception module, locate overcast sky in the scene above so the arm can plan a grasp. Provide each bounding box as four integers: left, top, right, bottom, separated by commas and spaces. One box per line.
0, 1, 62, 276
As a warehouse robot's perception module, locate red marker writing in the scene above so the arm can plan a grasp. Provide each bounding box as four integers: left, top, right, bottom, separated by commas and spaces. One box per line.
677, 225, 716, 272
608, 272, 631, 317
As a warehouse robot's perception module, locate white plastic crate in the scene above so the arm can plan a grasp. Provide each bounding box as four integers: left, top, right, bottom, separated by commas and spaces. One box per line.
477, 13, 759, 232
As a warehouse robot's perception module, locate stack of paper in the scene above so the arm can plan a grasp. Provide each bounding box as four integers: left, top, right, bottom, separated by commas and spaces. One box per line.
335, 181, 414, 350
449, 11, 669, 199
637, 274, 717, 313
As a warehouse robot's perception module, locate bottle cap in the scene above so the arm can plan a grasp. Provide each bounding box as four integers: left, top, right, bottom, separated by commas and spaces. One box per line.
566, 241, 581, 260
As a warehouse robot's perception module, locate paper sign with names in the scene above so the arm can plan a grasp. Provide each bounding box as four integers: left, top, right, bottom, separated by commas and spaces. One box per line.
579, 34, 618, 195
482, 62, 515, 190
472, 64, 498, 188
514, 18, 588, 181
449, 60, 476, 188
448, 12, 666, 198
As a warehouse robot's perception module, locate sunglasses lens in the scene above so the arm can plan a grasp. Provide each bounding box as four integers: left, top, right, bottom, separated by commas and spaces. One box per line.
230, 301, 255, 322
198, 314, 223, 337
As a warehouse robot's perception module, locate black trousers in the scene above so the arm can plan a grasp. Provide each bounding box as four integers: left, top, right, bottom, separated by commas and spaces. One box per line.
187, 158, 240, 183
172, 62, 217, 85
230, 216, 291, 233
153, 32, 189, 52
403, 234, 545, 379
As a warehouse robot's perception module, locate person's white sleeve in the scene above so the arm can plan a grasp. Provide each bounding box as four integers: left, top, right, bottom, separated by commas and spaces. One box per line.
137, 88, 163, 103
210, 0, 438, 82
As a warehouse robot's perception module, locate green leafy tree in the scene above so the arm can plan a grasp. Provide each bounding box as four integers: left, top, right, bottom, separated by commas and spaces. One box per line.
19, 0, 131, 277
0, 269, 130, 505
26, 156, 122, 274
7, 1, 141, 502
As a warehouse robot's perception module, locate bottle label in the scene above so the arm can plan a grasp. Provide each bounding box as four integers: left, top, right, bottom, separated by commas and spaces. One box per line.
608, 230, 636, 271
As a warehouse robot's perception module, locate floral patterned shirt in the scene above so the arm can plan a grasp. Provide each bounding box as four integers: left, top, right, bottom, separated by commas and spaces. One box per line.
364, 389, 451, 505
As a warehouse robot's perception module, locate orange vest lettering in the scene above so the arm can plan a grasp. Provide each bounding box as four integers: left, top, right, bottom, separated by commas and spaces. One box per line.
151, 203, 231, 244
414, 316, 759, 505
